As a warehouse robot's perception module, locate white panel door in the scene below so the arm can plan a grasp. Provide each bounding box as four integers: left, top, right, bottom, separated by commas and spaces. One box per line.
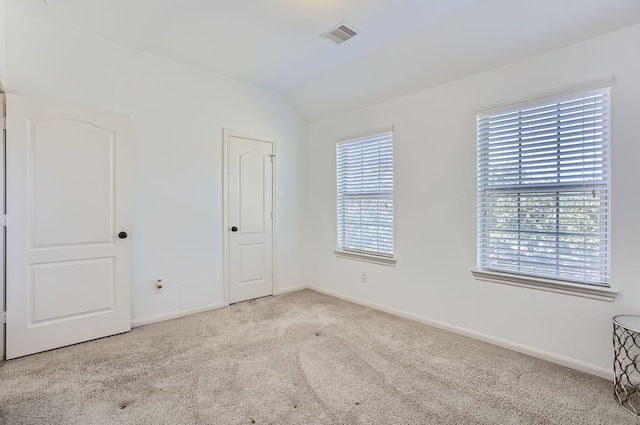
227, 133, 274, 304
5, 94, 131, 359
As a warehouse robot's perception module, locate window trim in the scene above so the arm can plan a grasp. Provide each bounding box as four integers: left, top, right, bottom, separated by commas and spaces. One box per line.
335, 128, 395, 264
334, 249, 397, 266
474, 78, 614, 295
471, 269, 618, 301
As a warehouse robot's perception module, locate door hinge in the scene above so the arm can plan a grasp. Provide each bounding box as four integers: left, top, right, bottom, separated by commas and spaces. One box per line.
1, 215, 6, 227
2, 311, 6, 324
270, 211, 273, 220
269, 154, 275, 164
0, 117, 5, 130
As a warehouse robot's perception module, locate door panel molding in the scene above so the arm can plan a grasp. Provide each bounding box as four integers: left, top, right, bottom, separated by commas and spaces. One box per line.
222, 129, 275, 306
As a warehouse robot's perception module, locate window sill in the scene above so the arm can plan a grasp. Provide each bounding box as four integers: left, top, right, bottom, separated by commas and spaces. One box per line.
334, 250, 396, 266
471, 270, 618, 302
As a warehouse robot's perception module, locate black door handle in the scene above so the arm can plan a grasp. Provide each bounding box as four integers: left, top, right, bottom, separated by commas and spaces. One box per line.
231, 226, 238, 232
118, 232, 128, 239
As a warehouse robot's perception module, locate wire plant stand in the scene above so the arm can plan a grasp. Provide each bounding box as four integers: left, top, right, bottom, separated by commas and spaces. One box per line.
613, 315, 640, 417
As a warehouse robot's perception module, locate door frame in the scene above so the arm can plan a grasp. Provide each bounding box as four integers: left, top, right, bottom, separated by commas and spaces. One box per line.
222, 129, 276, 306
0, 85, 5, 361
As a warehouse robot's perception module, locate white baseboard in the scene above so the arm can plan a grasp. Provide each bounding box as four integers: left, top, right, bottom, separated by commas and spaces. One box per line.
274, 285, 308, 296
307, 285, 612, 380
131, 302, 225, 328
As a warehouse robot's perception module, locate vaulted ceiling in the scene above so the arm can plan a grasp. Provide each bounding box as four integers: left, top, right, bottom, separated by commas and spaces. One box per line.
6, 0, 640, 122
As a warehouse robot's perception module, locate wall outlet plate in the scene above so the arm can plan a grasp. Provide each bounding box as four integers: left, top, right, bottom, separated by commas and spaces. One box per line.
154, 279, 164, 294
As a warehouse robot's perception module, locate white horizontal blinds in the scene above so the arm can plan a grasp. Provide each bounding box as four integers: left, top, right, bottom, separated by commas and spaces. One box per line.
477, 88, 610, 285
337, 132, 394, 256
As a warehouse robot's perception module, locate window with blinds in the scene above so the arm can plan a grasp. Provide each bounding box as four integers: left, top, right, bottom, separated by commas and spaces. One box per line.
477, 87, 610, 286
337, 131, 394, 257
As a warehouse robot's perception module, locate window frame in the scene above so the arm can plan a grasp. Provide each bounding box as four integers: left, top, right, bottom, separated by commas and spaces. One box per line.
473, 80, 617, 300
334, 130, 396, 266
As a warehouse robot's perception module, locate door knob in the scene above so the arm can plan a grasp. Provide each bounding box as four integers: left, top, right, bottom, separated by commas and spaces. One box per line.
118, 232, 128, 239
231, 226, 238, 232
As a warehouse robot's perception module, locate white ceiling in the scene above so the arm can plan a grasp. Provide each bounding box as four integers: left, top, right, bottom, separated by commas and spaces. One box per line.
5, 0, 640, 122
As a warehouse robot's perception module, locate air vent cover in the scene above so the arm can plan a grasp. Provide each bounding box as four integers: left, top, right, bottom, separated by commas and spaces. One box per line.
322, 23, 358, 45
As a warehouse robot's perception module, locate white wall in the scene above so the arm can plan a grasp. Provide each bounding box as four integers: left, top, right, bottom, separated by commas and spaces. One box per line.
5, 11, 307, 324
306, 24, 640, 377
0, 0, 5, 84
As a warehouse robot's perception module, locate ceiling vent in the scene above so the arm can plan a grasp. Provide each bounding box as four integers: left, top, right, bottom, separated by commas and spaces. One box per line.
322, 23, 359, 45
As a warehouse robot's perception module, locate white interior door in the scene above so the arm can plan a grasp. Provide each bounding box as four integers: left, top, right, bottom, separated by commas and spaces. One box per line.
225, 131, 274, 304
5, 94, 131, 359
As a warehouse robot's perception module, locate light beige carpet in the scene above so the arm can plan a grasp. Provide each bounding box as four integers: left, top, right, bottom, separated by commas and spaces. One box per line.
0, 289, 636, 424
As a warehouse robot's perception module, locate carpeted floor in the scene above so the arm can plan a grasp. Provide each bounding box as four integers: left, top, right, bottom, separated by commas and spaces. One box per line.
0, 289, 637, 424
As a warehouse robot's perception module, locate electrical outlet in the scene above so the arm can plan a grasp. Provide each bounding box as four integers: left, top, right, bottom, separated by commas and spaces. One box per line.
361, 272, 368, 283
154, 279, 164, 294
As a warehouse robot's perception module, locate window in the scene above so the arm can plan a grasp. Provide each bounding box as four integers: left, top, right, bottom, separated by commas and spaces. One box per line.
477, 87, 610, 287
336, 131, 394, 265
